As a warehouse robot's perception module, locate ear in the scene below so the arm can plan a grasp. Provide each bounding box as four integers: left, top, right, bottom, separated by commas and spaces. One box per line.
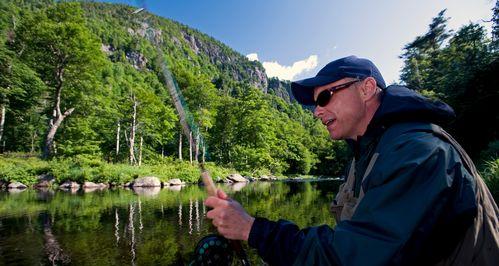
360, 77, 377, 101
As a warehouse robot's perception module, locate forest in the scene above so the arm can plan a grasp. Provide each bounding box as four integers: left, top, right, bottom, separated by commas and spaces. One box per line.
0, 1, 497, 199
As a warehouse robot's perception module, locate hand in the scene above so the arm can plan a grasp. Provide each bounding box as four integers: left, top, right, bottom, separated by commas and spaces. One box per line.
204, 189, 255, 241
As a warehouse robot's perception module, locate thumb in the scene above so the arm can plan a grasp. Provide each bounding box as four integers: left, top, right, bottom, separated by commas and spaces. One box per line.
217, 189, 229, 200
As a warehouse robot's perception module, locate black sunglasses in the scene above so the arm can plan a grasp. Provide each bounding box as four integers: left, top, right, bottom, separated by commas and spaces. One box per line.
314, 79, 361, 107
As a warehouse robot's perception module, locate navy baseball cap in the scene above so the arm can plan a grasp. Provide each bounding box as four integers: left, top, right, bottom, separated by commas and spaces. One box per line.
291, 56, 386, 105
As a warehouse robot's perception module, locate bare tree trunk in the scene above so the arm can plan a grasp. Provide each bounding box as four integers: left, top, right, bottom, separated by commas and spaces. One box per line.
0, 103, 5, 146
116, 121, 120, 160
178, 130, 182, 161
31, 130, 37, 153
43, 65, 74, 159
202, 144, 206, 164
189, 131, 193, 164
129, 96, 138, 165
195, 131, 199, 163
138, 136, 143, 167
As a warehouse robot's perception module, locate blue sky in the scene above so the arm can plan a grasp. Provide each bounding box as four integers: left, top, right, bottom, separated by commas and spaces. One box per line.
102, 0, 495, 84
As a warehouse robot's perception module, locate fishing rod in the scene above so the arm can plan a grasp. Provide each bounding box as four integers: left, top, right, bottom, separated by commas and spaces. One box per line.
200, 165, 250, 266
129, 4, 251, 264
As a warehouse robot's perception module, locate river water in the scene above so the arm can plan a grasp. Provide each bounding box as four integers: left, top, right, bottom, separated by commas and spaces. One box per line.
0, 180, 340, 265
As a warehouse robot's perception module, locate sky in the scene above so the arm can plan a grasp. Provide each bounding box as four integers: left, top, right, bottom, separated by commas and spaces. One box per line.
102, 0, 495, 84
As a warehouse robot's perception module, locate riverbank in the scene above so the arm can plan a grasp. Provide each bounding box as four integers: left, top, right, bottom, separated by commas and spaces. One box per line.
0, 153, 324, 191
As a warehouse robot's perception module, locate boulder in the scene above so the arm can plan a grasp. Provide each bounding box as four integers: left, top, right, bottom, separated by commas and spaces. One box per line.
8, 181, 27, 189
83, 181, 98, 188
35, 174, 55, 188
132, 176, 161, 187
35, 180, 53, 188
59, 181, 80, 189
166, 178, 184, 186
226, 174, 247, 183
259, 175, 271, 181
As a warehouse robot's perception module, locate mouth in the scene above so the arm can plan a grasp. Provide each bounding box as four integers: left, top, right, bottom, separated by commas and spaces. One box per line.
323, 118, 335, 126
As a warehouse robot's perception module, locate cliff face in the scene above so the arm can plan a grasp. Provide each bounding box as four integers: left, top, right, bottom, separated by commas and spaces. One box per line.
179, 29, 268, 90
83, 2, 269, 92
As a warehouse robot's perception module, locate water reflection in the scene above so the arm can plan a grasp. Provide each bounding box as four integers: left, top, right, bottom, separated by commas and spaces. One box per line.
115, 208, 120, 244
0, 180, 340, 265
133, 186, 161, 197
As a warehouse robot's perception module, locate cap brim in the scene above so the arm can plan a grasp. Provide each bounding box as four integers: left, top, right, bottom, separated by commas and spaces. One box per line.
291, 76, 338, 105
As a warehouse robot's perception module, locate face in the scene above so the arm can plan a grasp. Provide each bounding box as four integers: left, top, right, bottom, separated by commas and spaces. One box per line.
313, 78, 366, 140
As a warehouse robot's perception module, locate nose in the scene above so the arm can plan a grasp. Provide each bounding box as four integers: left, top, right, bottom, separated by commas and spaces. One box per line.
313, 106, 323, 118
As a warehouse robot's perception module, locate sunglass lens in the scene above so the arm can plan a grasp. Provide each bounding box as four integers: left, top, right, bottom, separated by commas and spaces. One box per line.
316, 90, 332, 107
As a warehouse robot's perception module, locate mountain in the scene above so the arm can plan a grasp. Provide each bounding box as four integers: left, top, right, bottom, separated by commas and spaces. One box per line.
0, 0, 341, 176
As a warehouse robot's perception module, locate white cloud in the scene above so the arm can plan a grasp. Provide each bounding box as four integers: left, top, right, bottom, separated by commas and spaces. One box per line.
263, 55, 318, 81
246, 53, 259, 61
246, 53, 319, 81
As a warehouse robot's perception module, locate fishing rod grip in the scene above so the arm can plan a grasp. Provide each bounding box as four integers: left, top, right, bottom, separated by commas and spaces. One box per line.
201, 169, 251, 265
201, 170, 217, 197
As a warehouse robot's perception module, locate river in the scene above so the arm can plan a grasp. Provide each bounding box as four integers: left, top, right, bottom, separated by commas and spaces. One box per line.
0, 180, 340, 265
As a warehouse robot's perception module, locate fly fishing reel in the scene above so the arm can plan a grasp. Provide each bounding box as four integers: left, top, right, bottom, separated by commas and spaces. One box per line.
191, 234, 234, 265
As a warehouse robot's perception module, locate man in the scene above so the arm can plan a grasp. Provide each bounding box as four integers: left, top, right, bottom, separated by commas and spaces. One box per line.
204, 56, 499, 265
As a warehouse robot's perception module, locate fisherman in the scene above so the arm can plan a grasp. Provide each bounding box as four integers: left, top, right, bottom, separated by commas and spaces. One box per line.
204, 56, 499, 265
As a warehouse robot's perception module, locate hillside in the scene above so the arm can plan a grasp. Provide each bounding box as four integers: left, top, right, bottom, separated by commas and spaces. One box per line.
0, 0, 344, 177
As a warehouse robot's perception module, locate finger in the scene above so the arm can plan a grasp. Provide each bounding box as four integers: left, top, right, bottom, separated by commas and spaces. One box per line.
206, 209, 217, 219
204, 196, 228, 208
217, 189, 229, 200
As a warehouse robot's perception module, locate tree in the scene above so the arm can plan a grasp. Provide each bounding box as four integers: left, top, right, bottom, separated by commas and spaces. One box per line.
0, 45, 45, 152
400, 9, 451, 90
12, 2, 105, 158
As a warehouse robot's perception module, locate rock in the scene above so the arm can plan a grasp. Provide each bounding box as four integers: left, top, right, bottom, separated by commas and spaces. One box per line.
226, 174, 247, 183
8, 188, 26, 193
132, 176, 161, 187
34, 180, 51, 188
8, 181, 27, 189
34, 174, 55, 188
83, 182, 99, 188
244, 176, 255, 182
167, 178, 184, 186
59, 181, 80, 189
123, 182, 132, 187
259, 175, 271, 181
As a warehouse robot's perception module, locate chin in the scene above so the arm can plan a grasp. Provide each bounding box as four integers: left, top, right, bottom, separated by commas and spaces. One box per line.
328, 131, 343, 140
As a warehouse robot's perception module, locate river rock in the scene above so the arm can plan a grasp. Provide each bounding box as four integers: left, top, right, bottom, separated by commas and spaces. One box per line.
132, 176, 161, 187
165, 178, 184, 186
83, 182, 108, 188
35, 174, 55, 188
8, 181, 28, 189
59, 181, 80, 189
226, 174, 247, 183
259, 175, 271, 181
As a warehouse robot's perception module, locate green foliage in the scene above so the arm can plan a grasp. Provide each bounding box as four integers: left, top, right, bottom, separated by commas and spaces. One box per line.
480, 158, 499, 202
0, 0, 342, 177
0, 154, 49, 184
400, 9, 498, 160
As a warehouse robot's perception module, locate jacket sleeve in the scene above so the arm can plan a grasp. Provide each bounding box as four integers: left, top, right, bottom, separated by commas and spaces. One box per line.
248, 130, 474, 266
